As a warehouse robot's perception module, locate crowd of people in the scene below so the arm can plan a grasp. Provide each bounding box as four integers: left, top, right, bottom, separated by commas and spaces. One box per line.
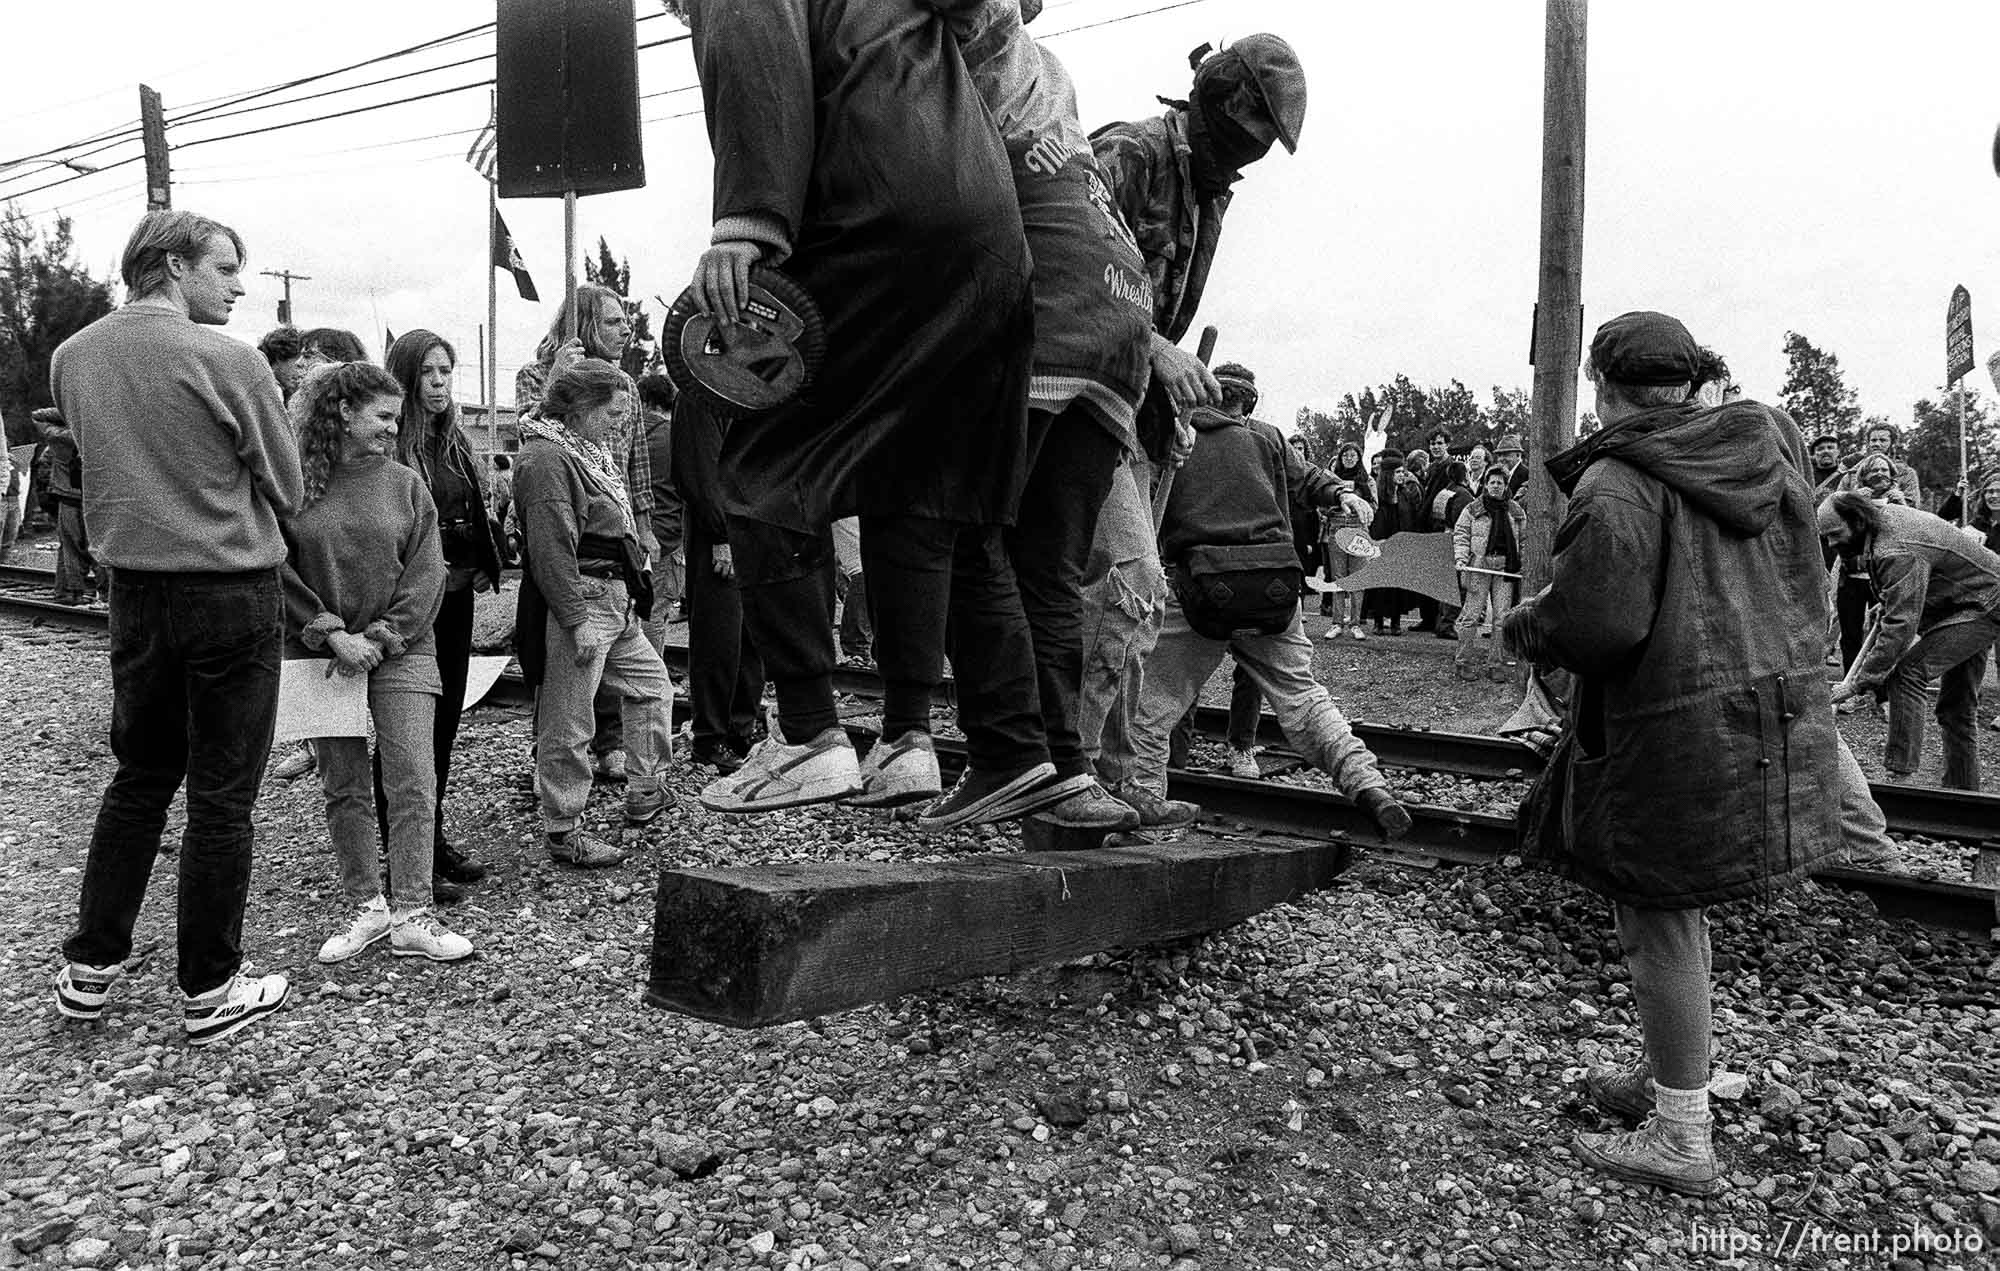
28, 0, 2000, 1206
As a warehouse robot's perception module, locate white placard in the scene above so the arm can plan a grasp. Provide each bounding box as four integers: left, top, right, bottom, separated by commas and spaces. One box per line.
273, 658, 371, 745
464, 655, 513, 710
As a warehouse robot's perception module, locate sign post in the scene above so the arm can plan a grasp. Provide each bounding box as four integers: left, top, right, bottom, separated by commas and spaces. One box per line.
1947, 285, 1975, 523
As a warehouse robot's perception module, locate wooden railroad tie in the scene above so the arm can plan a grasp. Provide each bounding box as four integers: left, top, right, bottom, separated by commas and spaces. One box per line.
645, 833, 1354, 1028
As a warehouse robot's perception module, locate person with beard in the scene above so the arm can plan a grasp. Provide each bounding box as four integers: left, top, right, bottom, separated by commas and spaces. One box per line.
1318, 439, 1374, 637
1503, 310, 1839, 1196
1363, 450, 1425, 635
1824, 491, 2000, 789
1841, 420, 1921, 506
1076, 32, 1307, 822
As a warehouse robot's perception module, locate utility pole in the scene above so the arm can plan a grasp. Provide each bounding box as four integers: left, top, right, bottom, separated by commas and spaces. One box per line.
139, 84, 171, 211
1523, 0, 1587, 600
261, 269, 311, 326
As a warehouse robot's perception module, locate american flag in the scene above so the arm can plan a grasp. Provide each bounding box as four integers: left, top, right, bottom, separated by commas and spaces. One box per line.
466, 109, 497, 182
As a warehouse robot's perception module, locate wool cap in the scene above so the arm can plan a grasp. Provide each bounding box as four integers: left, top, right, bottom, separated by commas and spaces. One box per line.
1589, 310, 1701, 386
1213, 362, 1259, 411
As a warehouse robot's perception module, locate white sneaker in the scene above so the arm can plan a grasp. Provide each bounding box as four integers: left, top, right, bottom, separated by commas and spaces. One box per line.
1322, 624, 1342, 641
183, 971, 289, 1047
1226, 747, 1262, 780
390, 909, 474, 962
847, 731, 943, 807
54, 959, 125, 1020
317, 896, 391, 964
699, 727, 861, 813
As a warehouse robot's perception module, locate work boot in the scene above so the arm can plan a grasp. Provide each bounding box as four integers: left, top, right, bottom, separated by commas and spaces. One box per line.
433, 839, 488, 884
1356, 787, 1413, 839
1572, 1114, 1720, 1197
1110, 782, 1201, 829
1584, 1062, 1655, 1122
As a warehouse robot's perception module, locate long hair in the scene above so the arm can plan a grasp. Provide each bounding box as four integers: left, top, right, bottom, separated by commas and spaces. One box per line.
384, 328, 478, 491
533, 283, 627, 365
290, 362, 403, 510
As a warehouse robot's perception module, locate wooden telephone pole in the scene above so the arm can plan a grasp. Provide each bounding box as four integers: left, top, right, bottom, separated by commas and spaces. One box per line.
139, 85, 171, 211
1523, 0, 1588, 598
260, 269, 311, 326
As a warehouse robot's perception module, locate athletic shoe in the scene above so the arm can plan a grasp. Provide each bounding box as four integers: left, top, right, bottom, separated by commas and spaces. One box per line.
1585, 1062, 1655, 1121
1110, 782, 1202, 828
1350, 624, 1368, 641
271, 743, 316, 781
390, 909, 474, 962
1226, 747, 1262, 780
592, 750, 628, 784
1571, 1116, 1719, 1197
433, 840, 487, 885
54, 960, 124, 1021
183, 972, 290, 1047
1035, 781, 1141, 831
317, 896, 392, 964
690, 741, 745, 774
625, 784, 674, 827
1322, 624, 1343, 641
547, 829, 628, 868
848, 731, 943, 808
700, 727, 861, 813
1356, 787, 1413, 839
917, 763, 1079, 832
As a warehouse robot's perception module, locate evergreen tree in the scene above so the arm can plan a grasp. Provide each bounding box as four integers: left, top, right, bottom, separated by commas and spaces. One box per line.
0, 207, 113, 439
582, 236, 652, 380
1777, 331, 1863, 451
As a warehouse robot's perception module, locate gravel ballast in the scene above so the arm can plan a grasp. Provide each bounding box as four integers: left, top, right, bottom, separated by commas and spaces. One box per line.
2, 616, 1998, 1271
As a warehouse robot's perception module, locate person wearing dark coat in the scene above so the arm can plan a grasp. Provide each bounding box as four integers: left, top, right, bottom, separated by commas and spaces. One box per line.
672, 392, 765, 774
1427, 458, 1475, 639
1362, 450, 1424, 634
679, 0, 1052, 824
1503, 311, 1840, 1198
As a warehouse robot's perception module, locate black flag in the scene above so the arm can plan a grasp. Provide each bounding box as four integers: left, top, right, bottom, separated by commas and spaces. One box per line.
492, 209, 539, 303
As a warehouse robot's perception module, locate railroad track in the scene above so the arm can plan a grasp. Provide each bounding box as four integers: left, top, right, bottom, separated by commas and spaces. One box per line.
6, 565, 1994, 931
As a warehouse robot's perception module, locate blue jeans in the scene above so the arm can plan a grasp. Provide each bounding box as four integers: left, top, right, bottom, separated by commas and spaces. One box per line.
63, 568, 283, 997
1883, 613, 2000, 789
324, 655, 439, 910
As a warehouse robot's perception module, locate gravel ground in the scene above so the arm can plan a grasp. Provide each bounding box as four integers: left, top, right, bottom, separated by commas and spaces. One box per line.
3, 607, 2000, 1271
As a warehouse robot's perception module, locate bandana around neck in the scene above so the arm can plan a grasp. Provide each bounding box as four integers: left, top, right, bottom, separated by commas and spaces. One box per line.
522, 416, 634, 534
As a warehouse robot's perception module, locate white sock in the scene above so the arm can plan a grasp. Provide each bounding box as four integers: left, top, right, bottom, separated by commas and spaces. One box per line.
1652, 1082, 1711, 1124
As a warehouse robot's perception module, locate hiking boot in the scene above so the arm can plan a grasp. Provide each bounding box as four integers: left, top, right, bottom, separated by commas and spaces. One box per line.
54, 959, 124, 1021
317, 896, 392, 964
434, 839, 487, 884
1356, 787, 1413, 839
848, 731, 944, 808
1111, 782, 1201, 829
390, 908, 474, 962
700, 727, 861, 813
546, 828, 628, 869
430, 875, 466, 906
271, 743, 316, 781
690, 741, 745, 774
1226, 747, 1262, 780
592, 750, 628, 784
625, 783, 674, 827
1571, 1114, 1720, 1197
1585, 1062, 1655, 1122
1037, 780, 1141, 831
183, 971, 290, 1047
918, 764, 1078, 832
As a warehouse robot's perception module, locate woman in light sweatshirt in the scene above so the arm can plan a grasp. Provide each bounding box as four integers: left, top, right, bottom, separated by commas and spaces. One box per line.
282, 362, 472, 964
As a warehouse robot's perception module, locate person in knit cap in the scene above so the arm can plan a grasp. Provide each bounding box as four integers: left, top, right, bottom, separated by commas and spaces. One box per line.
1502, 309, 1840, 1197
1078, 32, 1308, 815
1121, 359, 1411, 840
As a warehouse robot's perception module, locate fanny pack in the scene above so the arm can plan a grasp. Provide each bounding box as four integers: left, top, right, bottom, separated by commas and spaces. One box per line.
1172, 542, 1303, 640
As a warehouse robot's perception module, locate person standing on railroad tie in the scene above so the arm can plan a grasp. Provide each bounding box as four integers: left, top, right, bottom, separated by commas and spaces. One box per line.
1502, 310, 1841, 1196
50, 209, 302, 1045
1821, 491, 2000, 790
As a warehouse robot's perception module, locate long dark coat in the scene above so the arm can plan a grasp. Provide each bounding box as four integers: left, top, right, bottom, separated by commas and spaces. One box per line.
690, 0, 1034, 536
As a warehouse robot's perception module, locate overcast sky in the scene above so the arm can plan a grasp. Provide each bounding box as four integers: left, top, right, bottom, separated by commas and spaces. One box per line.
6, 0, 2000, 436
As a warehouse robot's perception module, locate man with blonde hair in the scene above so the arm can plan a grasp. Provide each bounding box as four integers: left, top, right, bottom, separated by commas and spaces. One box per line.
51, 210, 301, 1046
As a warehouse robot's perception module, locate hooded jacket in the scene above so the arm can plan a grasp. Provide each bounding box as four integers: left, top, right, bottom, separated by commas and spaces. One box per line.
1158, 407, 1351, 565
1512, 399, 1841, 907
1847, 502, 2000, 691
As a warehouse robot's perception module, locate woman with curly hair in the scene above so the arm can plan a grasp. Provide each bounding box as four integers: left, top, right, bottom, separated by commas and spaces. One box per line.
377, 330, 501, 891
282, 361, 472, 964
